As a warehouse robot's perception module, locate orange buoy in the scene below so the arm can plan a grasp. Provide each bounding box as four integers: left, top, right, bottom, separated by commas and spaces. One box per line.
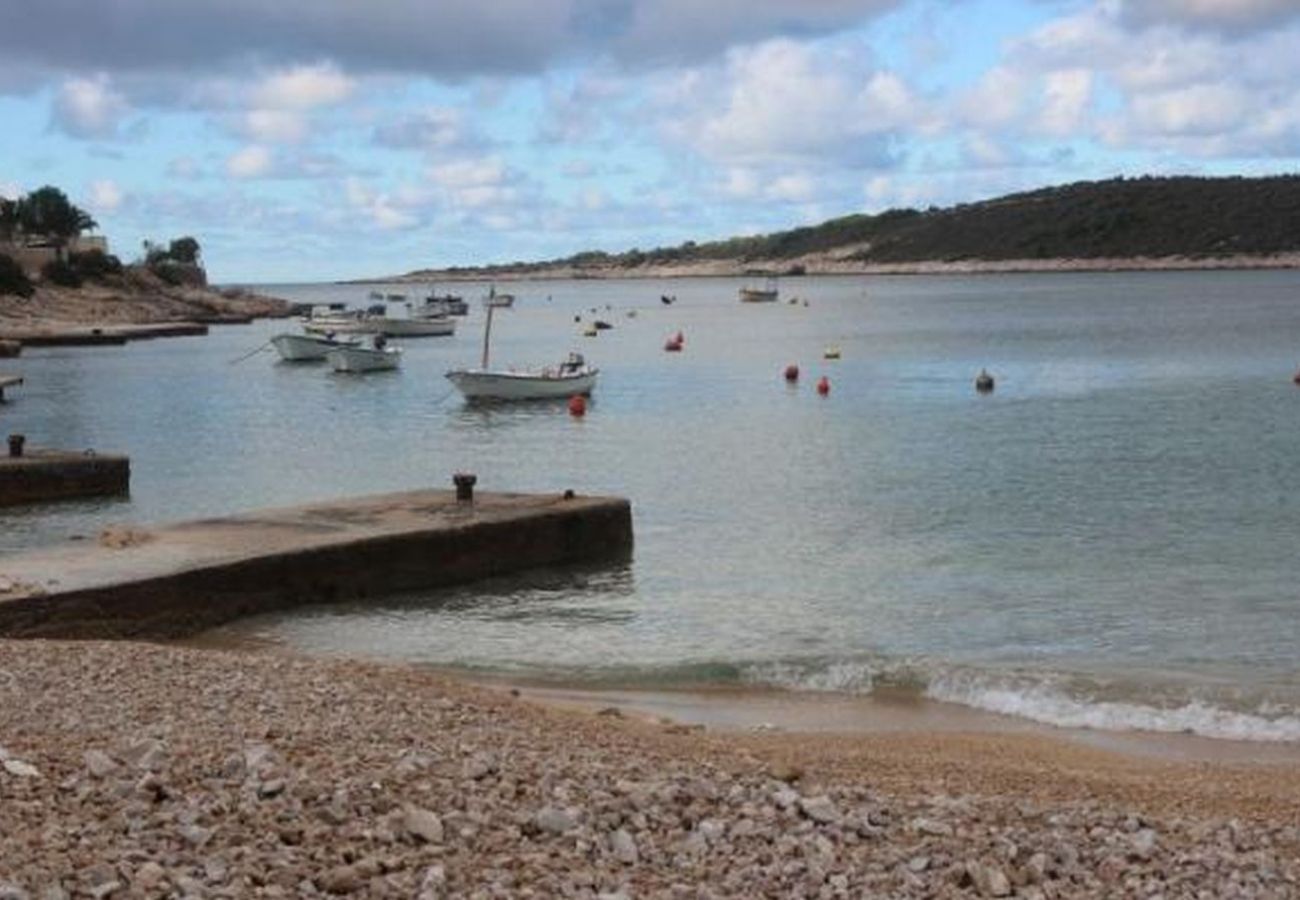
816, 376, 830, 396
568, 394, 587, 417
783, 364, 799, 382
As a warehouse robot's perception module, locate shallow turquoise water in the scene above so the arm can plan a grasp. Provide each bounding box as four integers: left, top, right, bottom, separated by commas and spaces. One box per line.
5, 271, 1300, 740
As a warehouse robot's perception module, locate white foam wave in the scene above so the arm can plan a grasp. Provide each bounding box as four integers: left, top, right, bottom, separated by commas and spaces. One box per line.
927, 674, 1300, 743
742, 660, 876, 693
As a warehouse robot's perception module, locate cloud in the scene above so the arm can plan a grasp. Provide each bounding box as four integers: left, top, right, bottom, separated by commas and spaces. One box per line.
252, 63, 354, 109
0, 0, 902, 83
343, 178, 420, 230
1120, 0, 1300, 35
51, 74, 128, 138
243, 109, 309, 143
427, 157, 519, 209
372, 107, 468, 151
87, 179, 124, 214
226, 145, 273, 178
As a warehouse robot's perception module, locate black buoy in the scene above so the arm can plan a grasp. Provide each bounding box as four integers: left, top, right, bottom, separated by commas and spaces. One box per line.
975, 368, 995, 393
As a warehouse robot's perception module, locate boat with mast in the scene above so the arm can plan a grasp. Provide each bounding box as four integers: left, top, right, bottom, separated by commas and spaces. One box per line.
445, 303, 597, 400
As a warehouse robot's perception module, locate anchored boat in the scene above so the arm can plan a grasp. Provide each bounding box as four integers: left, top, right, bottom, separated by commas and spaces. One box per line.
446, 304, 597, 401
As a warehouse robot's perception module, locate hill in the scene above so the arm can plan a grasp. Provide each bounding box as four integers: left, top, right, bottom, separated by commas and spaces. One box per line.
400, 175, 1300, 280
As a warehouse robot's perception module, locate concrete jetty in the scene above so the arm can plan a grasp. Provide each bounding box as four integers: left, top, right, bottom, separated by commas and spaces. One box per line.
0, 322, 210, 347
0, 446, 130, 506
0, 487, 633, 640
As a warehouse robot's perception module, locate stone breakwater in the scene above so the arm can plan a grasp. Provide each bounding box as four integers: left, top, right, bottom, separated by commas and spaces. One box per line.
1, 641, 1298, 899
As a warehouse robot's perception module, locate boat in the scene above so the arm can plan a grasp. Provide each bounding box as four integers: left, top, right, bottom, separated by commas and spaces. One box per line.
446, 304, 598, 401
484, 285, 515, 308
327, 336, 401, 373
303, 313, 456, 337
385, 292, 407, 301
739, 276, 779, 303
270, 332, 361, 362
367, 290, 383, 300
414, 292, 468, 317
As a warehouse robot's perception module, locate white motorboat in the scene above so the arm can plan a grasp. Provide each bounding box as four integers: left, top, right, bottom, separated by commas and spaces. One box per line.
304, 314, 455, 337
739, 276, 779, 302
446, 304, 597, 400
270, 332, 360, 362
327, 337, 402, 373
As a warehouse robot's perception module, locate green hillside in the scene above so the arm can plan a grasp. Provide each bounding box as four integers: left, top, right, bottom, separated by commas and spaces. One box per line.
431, 175, 1300, 275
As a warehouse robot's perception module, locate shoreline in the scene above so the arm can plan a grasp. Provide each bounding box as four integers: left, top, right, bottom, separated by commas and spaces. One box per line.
2, 638, 1297, 896
364, 252, 1300, 284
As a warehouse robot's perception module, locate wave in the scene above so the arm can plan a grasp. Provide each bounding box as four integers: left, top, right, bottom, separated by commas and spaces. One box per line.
737, 656, 1300, 743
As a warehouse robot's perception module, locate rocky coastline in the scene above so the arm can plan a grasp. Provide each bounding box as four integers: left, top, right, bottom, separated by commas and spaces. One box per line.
1, 639, 1297, 898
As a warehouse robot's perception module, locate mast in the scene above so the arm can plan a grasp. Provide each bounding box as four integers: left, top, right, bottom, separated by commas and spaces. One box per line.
481, 299, 494, 369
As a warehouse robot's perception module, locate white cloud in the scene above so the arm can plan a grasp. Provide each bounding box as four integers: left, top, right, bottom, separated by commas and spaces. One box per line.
253, 63, 354, 110
88, 179, 124, 213
244, 109, 309, 143
1038, 69, 1093, 136
372, 107, 466, 150
343, 177, 419, 231
1121, 0, 1300, 34
52, 74, 128, 138
427, 158, 518, 209
226, 145, 273, 179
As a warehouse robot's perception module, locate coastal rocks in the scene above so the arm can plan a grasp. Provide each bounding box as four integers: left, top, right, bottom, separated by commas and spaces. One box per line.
2, 758, 41, 779
532, 806, 579, 835
403, 807, 445, 844
609, 828, 639, 864
82, 749, 118, 778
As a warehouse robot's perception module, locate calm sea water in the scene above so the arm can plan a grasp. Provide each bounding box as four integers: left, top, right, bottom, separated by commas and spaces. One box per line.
5, 271, 1300, 741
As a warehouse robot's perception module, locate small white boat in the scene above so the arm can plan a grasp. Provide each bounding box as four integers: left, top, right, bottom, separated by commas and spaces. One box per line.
446, 304, 597, 400
304, 314, 455, 337
271, 332, 360, 362
739, 276, 779, 303
327, 337, 402, 373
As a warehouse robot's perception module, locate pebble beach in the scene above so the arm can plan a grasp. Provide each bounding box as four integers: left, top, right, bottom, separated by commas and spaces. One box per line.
1, 640, 1298, 899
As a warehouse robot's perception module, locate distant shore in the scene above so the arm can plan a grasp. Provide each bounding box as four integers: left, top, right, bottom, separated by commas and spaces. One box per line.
369, 252, 1300, 284
1, 639, 1297, 897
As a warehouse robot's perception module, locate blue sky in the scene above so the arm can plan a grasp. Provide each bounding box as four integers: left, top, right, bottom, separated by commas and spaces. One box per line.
2, 0, 1299, 282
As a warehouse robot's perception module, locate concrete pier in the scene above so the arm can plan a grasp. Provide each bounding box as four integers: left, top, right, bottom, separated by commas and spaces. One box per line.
0, 488, 633, 639
0, 322, 210, 346
0, 447, 129, 506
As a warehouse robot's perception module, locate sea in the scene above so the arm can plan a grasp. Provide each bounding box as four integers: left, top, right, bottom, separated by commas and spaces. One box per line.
4, 270, 1300, 744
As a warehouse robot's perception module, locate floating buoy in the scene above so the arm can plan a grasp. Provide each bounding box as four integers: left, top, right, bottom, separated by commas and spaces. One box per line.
583, 325, 598, 337
823, 346, 841, 360
664, 338, 682, 352
975, 368, 995, 393
568, 394, 587, 417
784, 364, 799, 382
816, 376, 830, 396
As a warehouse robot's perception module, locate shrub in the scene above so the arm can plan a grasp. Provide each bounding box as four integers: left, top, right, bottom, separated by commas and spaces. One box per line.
71, 248, 123, 281
41, 258, 83, 288
0, 253, 34, 297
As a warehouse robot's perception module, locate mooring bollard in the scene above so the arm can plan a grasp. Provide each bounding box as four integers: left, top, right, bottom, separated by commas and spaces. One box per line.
8, 434, 24, 458
453, 472, 477, 503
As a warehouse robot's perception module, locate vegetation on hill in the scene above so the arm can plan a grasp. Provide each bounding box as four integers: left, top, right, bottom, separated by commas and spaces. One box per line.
417, 176, 1300, 277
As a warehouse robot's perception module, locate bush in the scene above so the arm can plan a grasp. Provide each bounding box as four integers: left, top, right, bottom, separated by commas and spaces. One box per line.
71, 248, 123, 281
41, 258, 83, 288
0, 253, 33, 297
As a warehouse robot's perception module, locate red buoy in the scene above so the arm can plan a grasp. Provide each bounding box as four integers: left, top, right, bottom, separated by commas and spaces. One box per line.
816, 376, 830, 396
1293, 368, 1300, 385
568, 394, 587, 417
664, 334, 683, 352
784, 364, 799, 382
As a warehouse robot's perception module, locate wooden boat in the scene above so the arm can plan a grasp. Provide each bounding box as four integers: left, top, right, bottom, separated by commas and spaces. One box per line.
270, 332, 360, 362
446, 304, 597, 401
484, 285, 515, 308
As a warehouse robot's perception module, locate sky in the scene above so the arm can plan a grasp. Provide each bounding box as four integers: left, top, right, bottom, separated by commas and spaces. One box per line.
2, 0, 1299, 283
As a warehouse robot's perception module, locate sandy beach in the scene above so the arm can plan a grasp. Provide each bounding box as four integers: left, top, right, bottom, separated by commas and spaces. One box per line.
2, 639, 1297, 898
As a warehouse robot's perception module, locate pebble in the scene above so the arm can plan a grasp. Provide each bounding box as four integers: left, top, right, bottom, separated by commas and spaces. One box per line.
609, 828, 639, 864
533, 806, 578, 835
403, 807, 445, 843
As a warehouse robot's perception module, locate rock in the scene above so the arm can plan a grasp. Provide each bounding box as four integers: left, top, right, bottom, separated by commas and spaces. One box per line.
1130, 828, 1157, 860
403, 807, 445, 844
257, 778, 286, 799
912, 817, 954, 837
798, 795, 839, 824
771, 787, 800, 810
533, 806, 578, 835
88, 883, 120, 900
968, 862, 1012, 897
908, 856, 930, 873
318, 866, 361, 895
462, 752, 498, 780
0, 883, 30, 900
133, 862, 165, 890
179, 825, 212, 848
81, 749, 118, 778
768, 761, 804, 782
610, 828, 638, 864
596, 706, 624, 718
2, 758, 41, 779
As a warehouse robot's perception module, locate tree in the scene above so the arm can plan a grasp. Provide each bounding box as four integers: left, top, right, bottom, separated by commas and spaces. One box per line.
167, 236, 201, 265
18, 186, 96, 259
0, 198, 19, 243
0, 254, 33, 298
